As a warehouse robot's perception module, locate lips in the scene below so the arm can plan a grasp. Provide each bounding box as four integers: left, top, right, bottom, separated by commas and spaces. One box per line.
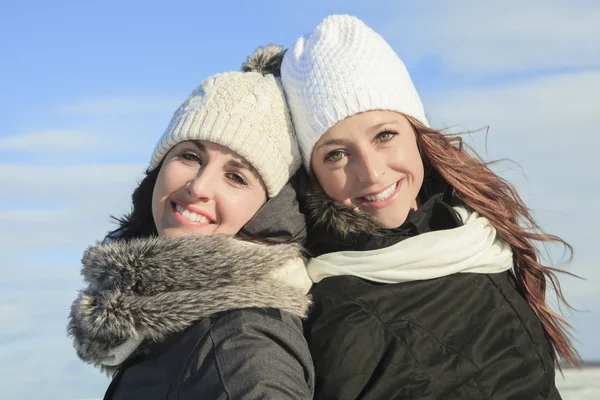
170, 200, 215, 226
356, 180, 403, 209
362, 182, 397, 202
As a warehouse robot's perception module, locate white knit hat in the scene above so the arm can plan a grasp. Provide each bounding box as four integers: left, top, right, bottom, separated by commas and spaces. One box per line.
149, 48, 301, 197
281, 14, 429, 169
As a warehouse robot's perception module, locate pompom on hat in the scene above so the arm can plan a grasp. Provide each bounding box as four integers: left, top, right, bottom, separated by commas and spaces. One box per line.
149, 45, 301, 197
281, 14, 429, 169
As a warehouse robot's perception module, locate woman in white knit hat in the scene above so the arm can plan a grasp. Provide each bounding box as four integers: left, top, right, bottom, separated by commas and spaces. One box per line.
67, 46, 314, 399
281, 15, 576, 399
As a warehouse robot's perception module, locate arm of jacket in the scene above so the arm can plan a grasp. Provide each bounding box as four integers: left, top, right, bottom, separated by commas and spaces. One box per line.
306, 295, 384, 400
178, 308, 315, 400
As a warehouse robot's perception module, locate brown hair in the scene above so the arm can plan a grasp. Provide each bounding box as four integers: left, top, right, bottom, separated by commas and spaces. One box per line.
408, 116, 580, 368
107, 167, 160, 241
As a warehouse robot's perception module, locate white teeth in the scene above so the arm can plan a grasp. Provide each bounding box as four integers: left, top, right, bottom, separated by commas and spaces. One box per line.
174, 203, 211, 224
363, 182, 397, 202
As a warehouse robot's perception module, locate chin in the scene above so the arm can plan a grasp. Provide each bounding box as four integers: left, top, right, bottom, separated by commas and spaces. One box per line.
371, 209, 411, 230
162, 227, 214, 238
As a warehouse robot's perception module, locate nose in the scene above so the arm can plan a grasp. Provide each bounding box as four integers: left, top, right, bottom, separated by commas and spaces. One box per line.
355, 148, 384, 184
186, 168, 215, 201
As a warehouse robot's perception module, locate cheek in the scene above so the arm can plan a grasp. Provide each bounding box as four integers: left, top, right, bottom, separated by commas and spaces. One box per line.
403, 151, 423, 179
151, 163, 190, 230
399, 151, 425, 207
313, 166, 352, 203
151, 170, 168, 226
409, 147, 425, 187
390, 141, 424, 184
217, 192, 266, 234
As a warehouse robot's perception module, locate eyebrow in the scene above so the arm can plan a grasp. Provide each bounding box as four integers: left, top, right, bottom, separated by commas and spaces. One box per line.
314, 138, 347, 151
314, 119, 401, 151
191, 140, 256, 173
227, 158, 255, 172
190, 140, 207, 153
368, 120, 399, 133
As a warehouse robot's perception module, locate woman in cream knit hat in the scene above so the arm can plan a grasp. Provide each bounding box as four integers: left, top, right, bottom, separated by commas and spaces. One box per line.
282, 14, 575, 399
67, 45, 314, 399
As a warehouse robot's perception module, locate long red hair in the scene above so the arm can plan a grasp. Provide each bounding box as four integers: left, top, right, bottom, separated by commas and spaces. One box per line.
409, 116, 580, 368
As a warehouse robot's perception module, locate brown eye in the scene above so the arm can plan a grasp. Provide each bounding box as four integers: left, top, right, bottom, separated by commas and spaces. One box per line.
376, 130, 397, 143
324, 150, 347, 163
179, 151, 201, 164
226, 172, 248, 186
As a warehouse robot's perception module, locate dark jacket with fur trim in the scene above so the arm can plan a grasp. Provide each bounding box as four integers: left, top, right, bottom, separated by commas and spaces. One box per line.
68, 234, 315, 400
67, 48, 316, 399
299, 173, 560, 400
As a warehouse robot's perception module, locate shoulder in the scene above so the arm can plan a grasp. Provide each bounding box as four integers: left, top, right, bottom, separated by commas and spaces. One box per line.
178, 308, 314, 399
206, 307, 308, 349
105, 318, 213, 399
205, 307, 309, 359
110, 309, 315, 399
213, 307, 303, 329
309, 272, 539, 334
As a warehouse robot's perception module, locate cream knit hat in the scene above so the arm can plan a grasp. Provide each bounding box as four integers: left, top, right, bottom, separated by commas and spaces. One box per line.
149, 46, 301, 197
281, 14, 429, 169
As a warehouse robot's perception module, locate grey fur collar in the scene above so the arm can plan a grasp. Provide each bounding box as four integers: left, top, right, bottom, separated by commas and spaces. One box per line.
67, 235, 310, 373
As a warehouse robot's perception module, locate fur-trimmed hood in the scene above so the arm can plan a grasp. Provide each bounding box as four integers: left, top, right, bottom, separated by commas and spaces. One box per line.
67, 234, 311, 372
299, 170, 382, 240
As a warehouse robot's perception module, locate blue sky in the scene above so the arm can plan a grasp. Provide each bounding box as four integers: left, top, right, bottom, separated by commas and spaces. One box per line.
1, 0, 599, 399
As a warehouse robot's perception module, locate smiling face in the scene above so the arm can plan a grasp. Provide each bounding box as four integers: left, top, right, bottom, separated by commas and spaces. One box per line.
151, 140, 267, 237
311, 110, 424, 229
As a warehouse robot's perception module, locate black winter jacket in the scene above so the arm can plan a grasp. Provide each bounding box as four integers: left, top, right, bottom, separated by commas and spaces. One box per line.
306, 272, 559, 400
300, 173, 560, 400
105, 307, 313, 399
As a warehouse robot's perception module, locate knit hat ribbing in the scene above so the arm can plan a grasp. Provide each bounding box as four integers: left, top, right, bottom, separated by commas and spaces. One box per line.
149, 46, 301, 197
281, 15, 429, 170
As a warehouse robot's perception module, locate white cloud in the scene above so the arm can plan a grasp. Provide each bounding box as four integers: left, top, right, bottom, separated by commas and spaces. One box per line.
0, 163, 144, 194
0, 304, 28, 326
555, 367, 600, 398
0, 163, 144, 255
56, 96, 180, 116
0, 130, 104, 152
0, 210, 67, 223
380, 0, 600, 75
0, 127, 158, 160
1, 95, 178, 160
425, 70, 600, 160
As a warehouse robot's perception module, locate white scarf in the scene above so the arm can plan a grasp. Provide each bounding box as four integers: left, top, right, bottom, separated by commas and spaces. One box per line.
307, 206, 513, 284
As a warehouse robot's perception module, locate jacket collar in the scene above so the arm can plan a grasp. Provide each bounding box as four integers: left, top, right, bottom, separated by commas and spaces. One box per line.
68, 234, 310, 373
